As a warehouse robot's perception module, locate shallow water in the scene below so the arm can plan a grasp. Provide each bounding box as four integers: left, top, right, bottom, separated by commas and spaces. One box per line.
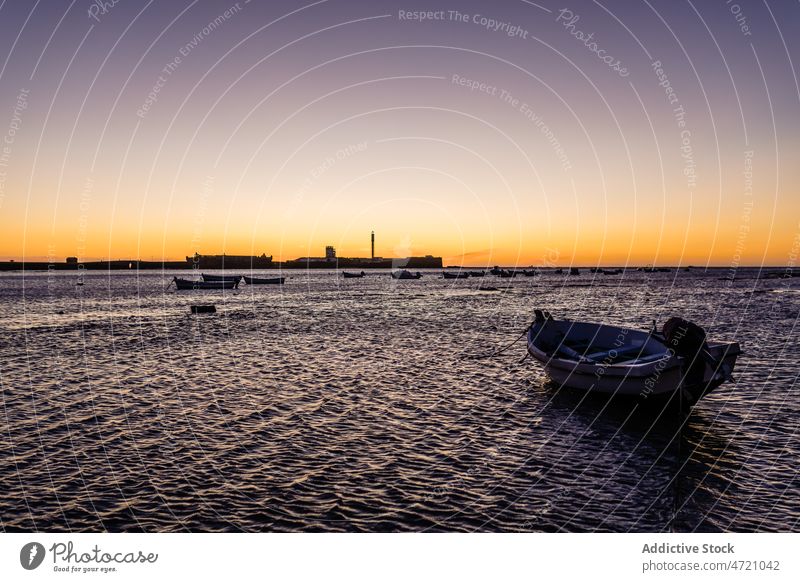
0, 268, 797, 532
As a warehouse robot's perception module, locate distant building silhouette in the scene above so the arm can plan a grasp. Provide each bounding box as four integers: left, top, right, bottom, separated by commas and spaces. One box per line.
187, 252, 273, 269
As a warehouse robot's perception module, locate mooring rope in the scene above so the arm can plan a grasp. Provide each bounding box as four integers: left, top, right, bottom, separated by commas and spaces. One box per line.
462, 321, 534, 360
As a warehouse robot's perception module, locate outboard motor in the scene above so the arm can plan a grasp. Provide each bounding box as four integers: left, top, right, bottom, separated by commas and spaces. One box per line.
662, 317, 708, 385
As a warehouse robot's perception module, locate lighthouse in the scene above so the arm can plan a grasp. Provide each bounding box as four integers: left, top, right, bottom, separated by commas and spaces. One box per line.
371, 231, 375, 259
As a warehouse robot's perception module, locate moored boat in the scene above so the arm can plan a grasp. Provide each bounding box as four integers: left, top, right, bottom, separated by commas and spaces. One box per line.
526, 310, 740, 407
173, 277, 238, 290
442, 271, 470, 279
391, 270, 422, 280
201, 273, 243, 284
342, 271, 366, 278
243, 275, 285, 285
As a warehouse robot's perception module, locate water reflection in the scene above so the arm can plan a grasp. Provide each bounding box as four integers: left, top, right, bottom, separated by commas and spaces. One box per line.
0, 269, 796, 532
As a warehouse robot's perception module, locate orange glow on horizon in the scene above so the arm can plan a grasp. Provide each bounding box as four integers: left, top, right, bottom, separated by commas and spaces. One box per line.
5, 224, 798, 267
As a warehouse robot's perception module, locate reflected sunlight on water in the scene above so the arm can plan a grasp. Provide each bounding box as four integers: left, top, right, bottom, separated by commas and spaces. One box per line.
0, 268, 797, 532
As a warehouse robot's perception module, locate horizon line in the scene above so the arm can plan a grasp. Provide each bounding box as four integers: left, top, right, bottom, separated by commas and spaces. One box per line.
0, 257, 794, 270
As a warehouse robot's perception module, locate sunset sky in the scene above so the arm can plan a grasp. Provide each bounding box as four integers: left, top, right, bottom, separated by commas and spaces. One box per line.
0, 0, 798, 266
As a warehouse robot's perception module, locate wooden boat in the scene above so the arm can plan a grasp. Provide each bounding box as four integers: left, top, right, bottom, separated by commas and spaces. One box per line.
243, 275, 285, 285
391, 270, 422, 280
173, 277, 238, 290
342, 271, 365, 278
497, 270, 515, 278
442, 271, 470, 279
202, 273, 243, 284
522, 269, 539, 277
526, 310, 740, 407
468, 271, 486, 277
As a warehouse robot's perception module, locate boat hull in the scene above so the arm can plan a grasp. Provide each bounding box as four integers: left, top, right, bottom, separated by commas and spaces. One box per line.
201, 273, 242, 284
539, 357, 684, 397
391, 270, 422, 279
174, 277, 237, 290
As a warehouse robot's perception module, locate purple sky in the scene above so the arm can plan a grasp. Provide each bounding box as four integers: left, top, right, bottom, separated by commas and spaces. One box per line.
1, 0, 798, 266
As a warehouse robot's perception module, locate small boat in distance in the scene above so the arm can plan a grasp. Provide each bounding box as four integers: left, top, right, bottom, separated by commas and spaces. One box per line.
526, 310, 741, 408
391, 270, 422, 280
638, 265, 671, 273
243, 275, 285, 285
442, 271, 470, 279
202, 273, 243, 284
342, 271, 366, 278
467, 271, 486, 277
173, 277, 238, 290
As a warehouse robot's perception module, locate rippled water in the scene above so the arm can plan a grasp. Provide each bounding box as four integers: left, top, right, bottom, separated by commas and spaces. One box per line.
0, 268, 797, 532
